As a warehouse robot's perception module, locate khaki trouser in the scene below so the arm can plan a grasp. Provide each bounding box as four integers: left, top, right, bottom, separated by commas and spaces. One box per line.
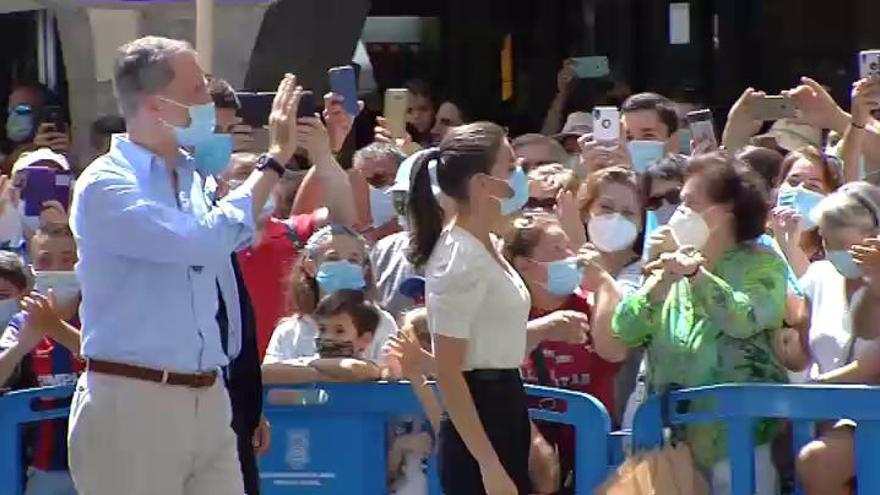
68, 371, 244, 495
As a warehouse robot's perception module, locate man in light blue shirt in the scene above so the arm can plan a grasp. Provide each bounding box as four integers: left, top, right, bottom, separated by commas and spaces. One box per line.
67, 36, 307, 495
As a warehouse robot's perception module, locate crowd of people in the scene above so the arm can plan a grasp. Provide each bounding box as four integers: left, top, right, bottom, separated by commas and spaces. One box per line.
0, 34, 880, 495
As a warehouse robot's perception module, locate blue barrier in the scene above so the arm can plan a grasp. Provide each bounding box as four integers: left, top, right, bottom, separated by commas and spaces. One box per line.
260, 382, 612, 494
0, 385, 75, 495
631, 383, 880, 495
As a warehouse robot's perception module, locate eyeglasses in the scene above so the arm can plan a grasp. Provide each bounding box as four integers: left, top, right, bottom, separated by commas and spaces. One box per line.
645, 188, 681, 211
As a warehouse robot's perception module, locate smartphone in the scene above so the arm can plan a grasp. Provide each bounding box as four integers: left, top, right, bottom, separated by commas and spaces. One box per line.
40, 105, 67, 133
297, 90, 316, 118
328, 65, 359, 116
592, 106, 620, 143
686, 109, 717, 150
236, 92, 275, 128
860, 50, 880, 79
750, 95, 798, 121
384, 88, 409, 139
572, 56, 610, 79
16, 166, 71, 217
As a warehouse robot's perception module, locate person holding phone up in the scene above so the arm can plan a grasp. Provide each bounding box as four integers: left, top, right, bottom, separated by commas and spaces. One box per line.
67, 36, 303, 495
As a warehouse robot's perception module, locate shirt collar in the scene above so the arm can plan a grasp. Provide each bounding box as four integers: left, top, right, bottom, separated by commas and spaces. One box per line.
109, 134, 193, 174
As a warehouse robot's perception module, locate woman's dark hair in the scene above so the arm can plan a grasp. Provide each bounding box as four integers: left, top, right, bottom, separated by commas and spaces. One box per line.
314, 289, 381, 338
737, 145, 785, 193
642, 154, 686, 201
684, 151, 769, 243
407, 122, 507, 267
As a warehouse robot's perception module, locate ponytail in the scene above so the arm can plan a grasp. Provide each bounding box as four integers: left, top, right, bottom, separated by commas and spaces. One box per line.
407, 149, 445, 268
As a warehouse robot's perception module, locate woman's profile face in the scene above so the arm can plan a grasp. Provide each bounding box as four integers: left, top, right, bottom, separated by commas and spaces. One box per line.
681, 172, 732, 231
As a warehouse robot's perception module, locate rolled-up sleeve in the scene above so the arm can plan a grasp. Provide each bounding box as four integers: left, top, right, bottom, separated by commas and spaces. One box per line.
72, 168, 255, 266
426, 244, 488, 340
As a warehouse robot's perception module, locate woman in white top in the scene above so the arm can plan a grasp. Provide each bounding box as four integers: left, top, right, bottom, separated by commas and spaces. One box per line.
793, 182, 880, 495
407, 122, 532, 495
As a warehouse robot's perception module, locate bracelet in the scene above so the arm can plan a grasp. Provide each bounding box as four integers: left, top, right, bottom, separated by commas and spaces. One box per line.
852, 122, 867, 130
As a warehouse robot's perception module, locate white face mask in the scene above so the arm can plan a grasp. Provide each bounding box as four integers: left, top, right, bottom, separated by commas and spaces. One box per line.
587, 213, 639, 252
34, 271, 80, 307
369, 185, 396, 228
667, 205, 711, 249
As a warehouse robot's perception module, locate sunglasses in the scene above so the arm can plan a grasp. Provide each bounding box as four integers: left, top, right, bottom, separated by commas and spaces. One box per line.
645, 188, 681, 211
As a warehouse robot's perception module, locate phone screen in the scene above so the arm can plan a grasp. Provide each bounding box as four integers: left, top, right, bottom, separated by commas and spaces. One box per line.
18, 167, 71, 217
384, 89, 409, 139
297, 91, 316, 118
41, 106, 66, 133
236, 92, 275, 128
572, 56, 610, 79
328, 66, 359, 116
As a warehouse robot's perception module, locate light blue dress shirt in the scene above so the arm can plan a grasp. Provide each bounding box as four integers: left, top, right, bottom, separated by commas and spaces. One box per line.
70, 135, 254, 373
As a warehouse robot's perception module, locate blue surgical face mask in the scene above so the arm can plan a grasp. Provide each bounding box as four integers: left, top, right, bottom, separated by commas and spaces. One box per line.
777, 184, 825, 230
679, 129, 692, 155
194, 133, 233, 176
826, 250, 861, 279
499, 166, 529, 216
627, 140, 665, 174
0, 297, 19, 328
159, 97, 217, 147
315, 260, 367, 294
545, 257, 583, 296
6, 105, 34, 143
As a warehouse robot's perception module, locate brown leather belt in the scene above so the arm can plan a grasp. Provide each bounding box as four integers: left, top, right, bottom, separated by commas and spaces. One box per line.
87, 359, 218, 388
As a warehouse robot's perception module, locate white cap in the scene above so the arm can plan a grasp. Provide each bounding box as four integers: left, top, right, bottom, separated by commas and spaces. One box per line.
390, 147, 441, 195
554, 111, 593, 140
12, 147, 70, 174
767, 119, 823, 152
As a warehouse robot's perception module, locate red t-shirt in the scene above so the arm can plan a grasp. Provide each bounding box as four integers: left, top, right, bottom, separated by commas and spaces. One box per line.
522, 292, 620, 414
237, 214, 317, 359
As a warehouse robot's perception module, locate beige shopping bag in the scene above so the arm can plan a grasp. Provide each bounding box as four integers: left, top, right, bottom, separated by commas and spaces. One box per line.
594, 443, 709, 495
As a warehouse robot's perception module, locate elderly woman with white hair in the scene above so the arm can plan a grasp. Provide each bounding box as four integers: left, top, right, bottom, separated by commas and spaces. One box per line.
788, 181, 880, 495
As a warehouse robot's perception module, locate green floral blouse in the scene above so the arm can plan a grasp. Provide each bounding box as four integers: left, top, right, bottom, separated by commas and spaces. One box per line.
612, 244, 789, 467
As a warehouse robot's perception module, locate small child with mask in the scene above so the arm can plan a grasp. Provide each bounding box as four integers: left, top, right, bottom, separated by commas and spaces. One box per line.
261, 289, 383, 384
0, 222, 82, 495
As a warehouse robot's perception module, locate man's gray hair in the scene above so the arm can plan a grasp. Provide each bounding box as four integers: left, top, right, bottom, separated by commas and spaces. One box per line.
113, 36, 193, 118
353, 142, 406, 167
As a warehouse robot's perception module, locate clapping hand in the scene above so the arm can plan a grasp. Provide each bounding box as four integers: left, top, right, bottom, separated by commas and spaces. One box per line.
576, 243, 611, 292
267, 74, 303, 165
768, 206, 804, 250
384, 328, 425, 381
852, 237, 880, 295
644, 226, 678, 264
532, 310, 590, 346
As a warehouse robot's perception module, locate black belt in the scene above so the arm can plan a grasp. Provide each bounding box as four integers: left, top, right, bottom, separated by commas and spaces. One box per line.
464, 369, 521, 381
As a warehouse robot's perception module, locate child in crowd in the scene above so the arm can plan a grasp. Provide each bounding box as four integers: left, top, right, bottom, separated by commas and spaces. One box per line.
260, 289, 382, 384
385, 308, 561, 495
262, 224, 398, 369
0, 223, 82, 495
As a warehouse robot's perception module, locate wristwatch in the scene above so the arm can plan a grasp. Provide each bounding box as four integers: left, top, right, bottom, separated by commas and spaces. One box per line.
256, 154, 285, 177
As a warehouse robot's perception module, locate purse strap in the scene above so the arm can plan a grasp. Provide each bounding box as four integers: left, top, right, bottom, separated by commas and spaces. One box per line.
530, 344, 553, 385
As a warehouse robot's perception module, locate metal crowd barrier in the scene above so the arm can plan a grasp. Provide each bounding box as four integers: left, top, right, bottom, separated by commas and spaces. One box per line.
0, 385, 75, 495
259, 382, 613, 494
630, 383, 880, 495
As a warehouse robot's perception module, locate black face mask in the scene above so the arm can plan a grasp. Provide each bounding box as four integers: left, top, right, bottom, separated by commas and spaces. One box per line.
315, 337, 356, 358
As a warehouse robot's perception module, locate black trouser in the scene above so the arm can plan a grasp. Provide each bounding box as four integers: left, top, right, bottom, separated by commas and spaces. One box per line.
438, 369, 531, 494
235, 429, 260, 495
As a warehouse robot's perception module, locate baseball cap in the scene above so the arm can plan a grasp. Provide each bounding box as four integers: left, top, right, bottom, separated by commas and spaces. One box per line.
11, 147, 70, 174
390, 147, 440, 194
399, 276, 426, 303
554, 111, 593, 141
